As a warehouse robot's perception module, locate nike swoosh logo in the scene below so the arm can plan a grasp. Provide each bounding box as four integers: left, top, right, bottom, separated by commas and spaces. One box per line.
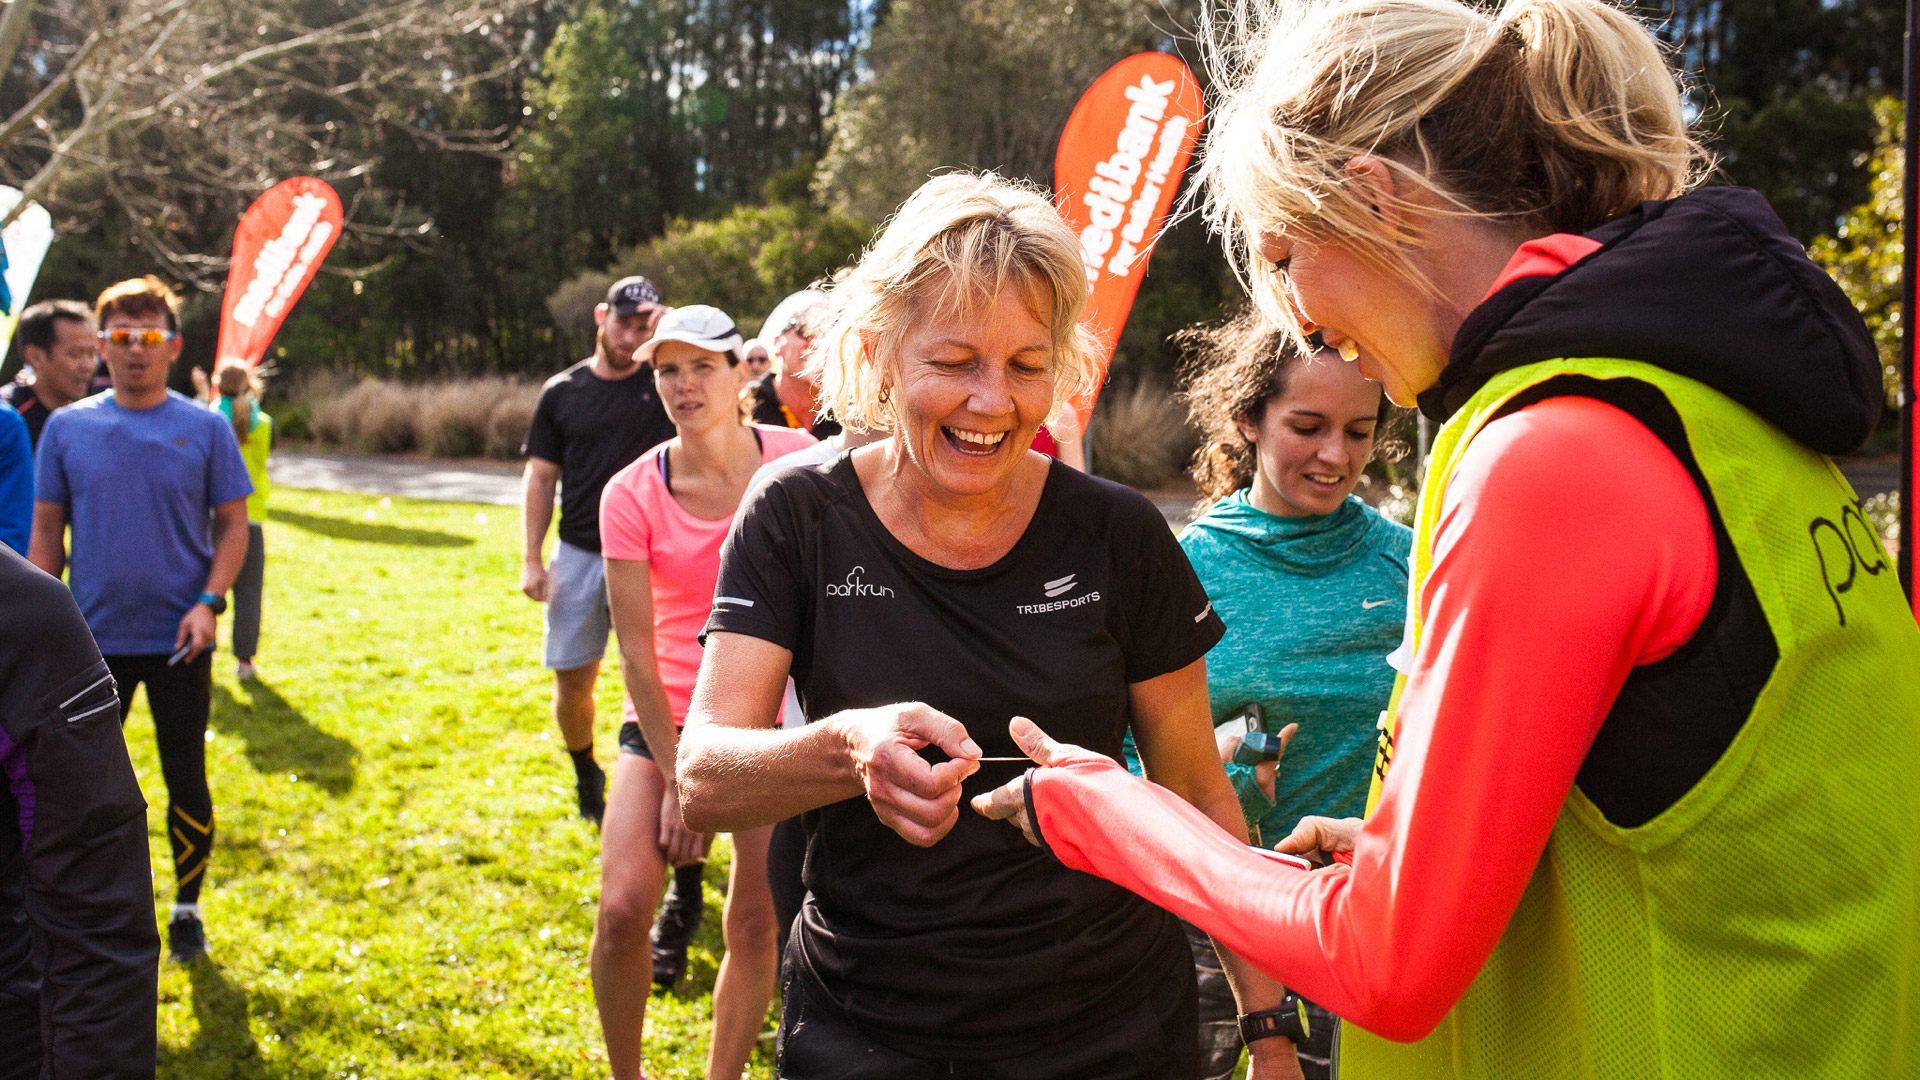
1361, 599, 1390, 609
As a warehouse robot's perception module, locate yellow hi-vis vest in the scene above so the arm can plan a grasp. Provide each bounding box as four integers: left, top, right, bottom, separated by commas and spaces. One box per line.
1346, 358, 1920, 1079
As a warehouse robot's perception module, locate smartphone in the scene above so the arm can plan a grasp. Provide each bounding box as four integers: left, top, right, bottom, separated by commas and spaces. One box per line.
1233, 730, 1285, 766
1250, 846, 1314, 872
1214, 702, 1264, 739
167, 643, 194, 666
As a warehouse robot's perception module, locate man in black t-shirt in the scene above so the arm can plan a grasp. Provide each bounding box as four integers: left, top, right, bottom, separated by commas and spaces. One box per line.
520, 276, 673, 825
2, 300, 98, 450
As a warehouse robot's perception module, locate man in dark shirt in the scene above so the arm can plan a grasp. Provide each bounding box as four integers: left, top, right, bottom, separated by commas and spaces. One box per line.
747, 289, 841, 440
520, 276, 674, 824
0, 546, 161, 1079
2, 300, 98, 450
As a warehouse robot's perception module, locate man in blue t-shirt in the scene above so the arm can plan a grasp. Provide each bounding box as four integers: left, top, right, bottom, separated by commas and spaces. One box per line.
28, 275, 251, 964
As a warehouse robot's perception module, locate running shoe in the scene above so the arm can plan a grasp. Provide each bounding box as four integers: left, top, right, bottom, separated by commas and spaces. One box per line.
168, 913, 209, 963
235, 660, 257, 681
650, 873, 703, 988
576, 758, 606, 826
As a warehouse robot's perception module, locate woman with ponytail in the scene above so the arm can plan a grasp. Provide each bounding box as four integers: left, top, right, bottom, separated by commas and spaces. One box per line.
214, 361, 271, 681
975, 0, 1920, 1076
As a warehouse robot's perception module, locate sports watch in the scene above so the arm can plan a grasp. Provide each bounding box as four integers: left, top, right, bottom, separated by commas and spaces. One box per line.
1238, 994, 1311, 1046
197, 592, 228, 615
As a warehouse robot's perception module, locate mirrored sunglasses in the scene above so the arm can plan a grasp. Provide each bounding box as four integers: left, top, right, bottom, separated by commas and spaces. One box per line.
98, 328, 178, 347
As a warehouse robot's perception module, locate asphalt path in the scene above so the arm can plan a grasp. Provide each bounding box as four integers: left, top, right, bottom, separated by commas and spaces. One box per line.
272, 451, 524, 506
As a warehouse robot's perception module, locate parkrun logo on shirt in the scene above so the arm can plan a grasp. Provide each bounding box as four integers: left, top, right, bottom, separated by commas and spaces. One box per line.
1018, 574, 1101, 615
826, 566, 895, 599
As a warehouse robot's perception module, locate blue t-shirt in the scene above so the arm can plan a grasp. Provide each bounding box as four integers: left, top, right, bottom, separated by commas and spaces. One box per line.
0, 405, 29, 555
35, 391, 254, 653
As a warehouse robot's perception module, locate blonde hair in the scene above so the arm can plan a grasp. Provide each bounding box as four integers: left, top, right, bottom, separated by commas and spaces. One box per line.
215, 360, 263, 440
815, 172, 1100, 433
1195, 0, 1709, 336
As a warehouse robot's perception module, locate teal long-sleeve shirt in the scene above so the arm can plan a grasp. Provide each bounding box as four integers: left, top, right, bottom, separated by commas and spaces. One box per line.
1128, 491, 1410, 845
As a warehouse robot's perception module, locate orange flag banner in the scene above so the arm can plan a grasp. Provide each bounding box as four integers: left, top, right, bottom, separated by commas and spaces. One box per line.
216, 177, 343, 368
1053, 51, 1205, 428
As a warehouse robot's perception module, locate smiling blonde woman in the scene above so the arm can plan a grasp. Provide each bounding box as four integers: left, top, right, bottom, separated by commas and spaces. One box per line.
677, 172, 1301, 1079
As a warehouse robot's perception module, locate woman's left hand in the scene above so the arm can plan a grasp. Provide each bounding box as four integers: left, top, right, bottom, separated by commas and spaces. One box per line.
1219, 723, 1299, 802
970, 716, 1106, 846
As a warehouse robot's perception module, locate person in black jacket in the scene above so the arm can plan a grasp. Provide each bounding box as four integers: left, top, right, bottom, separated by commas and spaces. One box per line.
0, 546, 159, 1079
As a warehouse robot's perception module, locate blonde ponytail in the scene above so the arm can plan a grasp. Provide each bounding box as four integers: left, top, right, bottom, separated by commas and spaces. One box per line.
215, 360, 262, 441
1194, 0, 1709, 335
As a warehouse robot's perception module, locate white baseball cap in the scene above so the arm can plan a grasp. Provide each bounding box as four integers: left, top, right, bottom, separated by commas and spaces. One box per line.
636, 304, 743, 365
762, 289, 828, 340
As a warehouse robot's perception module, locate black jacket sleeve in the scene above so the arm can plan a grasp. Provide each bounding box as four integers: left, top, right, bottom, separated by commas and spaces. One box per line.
0, 547, 158, 1079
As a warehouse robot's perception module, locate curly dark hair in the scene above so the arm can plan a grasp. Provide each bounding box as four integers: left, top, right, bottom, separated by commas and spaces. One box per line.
1178, 311, 1394, 502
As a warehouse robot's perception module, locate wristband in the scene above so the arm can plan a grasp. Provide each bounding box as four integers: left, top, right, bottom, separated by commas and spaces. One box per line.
1238, 995, 1310, 1046
197, 592, 228, 616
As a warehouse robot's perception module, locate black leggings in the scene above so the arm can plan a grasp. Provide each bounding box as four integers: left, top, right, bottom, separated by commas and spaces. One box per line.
105, 652, 213, 905
777, 945, 1200, 1080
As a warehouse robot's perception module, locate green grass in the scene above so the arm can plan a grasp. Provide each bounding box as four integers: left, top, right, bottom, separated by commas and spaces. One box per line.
118, 487, 771, 1078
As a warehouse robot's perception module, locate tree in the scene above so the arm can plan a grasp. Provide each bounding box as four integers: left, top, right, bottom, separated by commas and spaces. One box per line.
1807, 97, 1902, 413
813, 0, 1183, 223
1645, 0, 1903, 241
510, 0, 867, 278
546, 165, 870, 354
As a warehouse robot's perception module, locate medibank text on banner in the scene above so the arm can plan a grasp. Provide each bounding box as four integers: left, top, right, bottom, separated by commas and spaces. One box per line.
216, 177, 343, 369
1053, 52, 1204, 426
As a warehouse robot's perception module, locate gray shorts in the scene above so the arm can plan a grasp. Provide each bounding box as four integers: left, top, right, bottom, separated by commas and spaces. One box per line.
542, 539, 611, 670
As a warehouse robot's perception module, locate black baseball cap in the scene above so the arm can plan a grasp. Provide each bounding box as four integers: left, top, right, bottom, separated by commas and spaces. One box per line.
605, 275, 664, 315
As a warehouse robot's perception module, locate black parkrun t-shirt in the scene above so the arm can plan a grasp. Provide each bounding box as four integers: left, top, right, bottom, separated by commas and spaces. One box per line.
705, 454, 1225, 1057
522, 358, 675, 553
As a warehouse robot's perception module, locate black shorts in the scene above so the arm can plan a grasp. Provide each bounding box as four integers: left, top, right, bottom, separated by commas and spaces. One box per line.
777, 944, 1200, 1080
617, 720, 654, 759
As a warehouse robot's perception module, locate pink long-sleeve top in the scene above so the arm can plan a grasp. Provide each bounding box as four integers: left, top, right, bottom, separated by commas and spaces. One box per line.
1026, 240, 1720, 1041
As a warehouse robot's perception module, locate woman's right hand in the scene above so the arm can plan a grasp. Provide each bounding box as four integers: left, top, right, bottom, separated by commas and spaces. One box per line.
1274, 815, 1363, 867
838, 703, 982, 847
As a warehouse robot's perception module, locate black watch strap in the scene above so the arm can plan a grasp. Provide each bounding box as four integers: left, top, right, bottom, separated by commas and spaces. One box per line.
1238, 995, 1310, 1046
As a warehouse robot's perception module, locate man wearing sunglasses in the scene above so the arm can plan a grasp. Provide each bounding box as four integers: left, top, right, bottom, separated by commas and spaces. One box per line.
28, 276, 252, 964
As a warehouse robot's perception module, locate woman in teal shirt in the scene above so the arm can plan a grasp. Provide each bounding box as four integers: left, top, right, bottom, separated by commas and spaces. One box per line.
1175, 316, 1410, 1079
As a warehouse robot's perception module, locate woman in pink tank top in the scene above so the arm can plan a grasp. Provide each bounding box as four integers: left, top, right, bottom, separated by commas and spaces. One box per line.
593, 304, 815, 1080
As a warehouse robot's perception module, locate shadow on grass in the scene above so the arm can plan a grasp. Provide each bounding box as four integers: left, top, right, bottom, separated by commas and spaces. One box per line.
212, 679, 359, 796
157, 960, 264, 1078
268, 507, 474, 548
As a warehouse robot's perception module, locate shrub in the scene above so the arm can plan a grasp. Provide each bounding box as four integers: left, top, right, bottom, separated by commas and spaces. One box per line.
292, 375, 541, 460
486, 389, 539, 459
416, 378, 526, 459
348, 379, 420, 454
1087, 379, 1197, 490
546, 270, 616, 351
